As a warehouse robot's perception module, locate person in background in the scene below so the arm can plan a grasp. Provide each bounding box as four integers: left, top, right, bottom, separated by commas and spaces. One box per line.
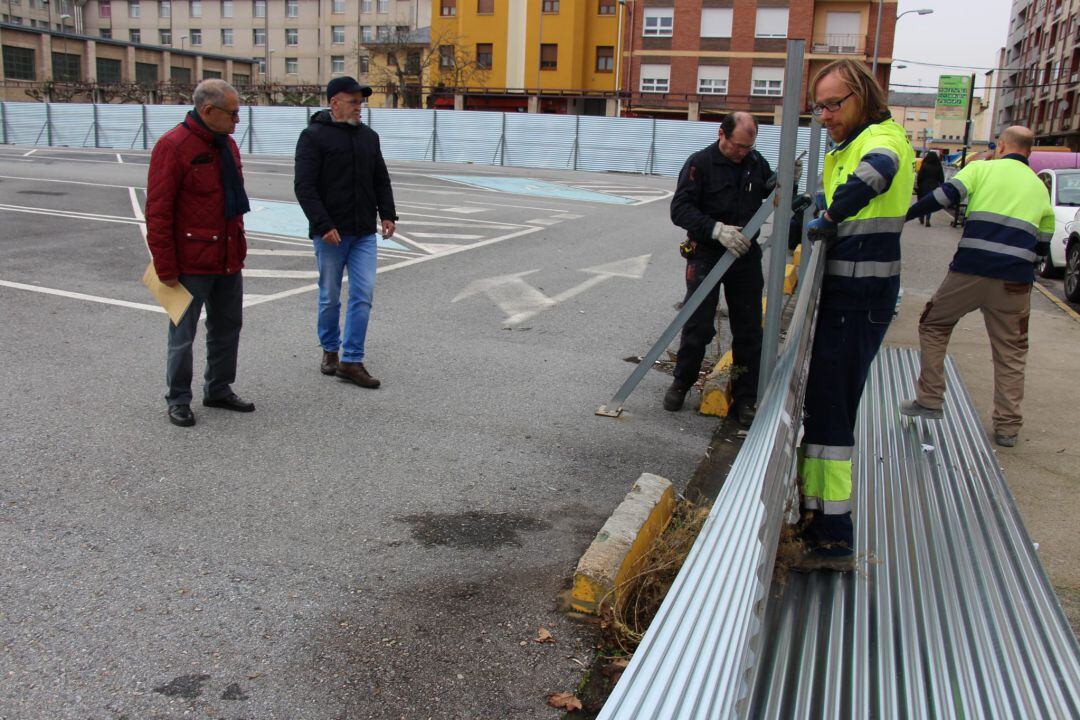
915, 151, 945, 226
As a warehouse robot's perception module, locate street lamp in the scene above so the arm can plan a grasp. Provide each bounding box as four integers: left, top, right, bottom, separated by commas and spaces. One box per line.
179, 35, 189, 85
267, 48, 276, 84
872, 5, 932, 77
59, 13, 72, 80
614, 0, 629, 118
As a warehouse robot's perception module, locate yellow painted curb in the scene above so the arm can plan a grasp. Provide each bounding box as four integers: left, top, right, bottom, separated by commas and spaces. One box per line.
1034, 281, 1080, 324
784, 263, 798, 295
571, 474, 676, 615
699, 351, 733, 417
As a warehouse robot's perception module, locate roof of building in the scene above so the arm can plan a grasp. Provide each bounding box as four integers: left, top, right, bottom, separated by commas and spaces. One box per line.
888, 91, 937, 107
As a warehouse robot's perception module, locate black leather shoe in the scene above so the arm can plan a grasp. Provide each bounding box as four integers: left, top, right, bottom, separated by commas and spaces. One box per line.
202, 393, 255, 412
735, 402, 757, 428
663, 381, 690, 412
168, 404, 195, 427
320, 350, 339, 376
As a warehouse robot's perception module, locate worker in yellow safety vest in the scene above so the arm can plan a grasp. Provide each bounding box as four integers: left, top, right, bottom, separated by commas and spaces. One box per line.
795, 59, 916, 572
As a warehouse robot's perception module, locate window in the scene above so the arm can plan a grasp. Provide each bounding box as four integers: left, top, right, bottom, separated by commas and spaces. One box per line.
52, 52, 81, 81
130, 0, 140, 17
189, 0, 201, 17
540, 43, 557, 69
130, 28, 142, 42
822, 12, 860, 52
2, 45, 35, 81
221, 28, 233, 45
595, 45, 612, 72
440, 0, 455, 16
233, 72, 250, 85
286, 28, 298, 45
221, 0, 233, 17
331, 55, 345, 73
639, 63, 669, 92
542, 0, 558, 12
361, 0, 372, 11
254, 56, 266, 75
919, 111, 928, 120
171, 65, 192, 83
751, 66, 784, 96
477, 0, 493, 13
643, 8, 673, 37
100, 28, 112, 38
439, 44, 454, 68
100, 0, 112, 18
1, 14, 23, 23
906, 110, 915, 120
160, 28, 172, 44
376, 25, 390, 41
755, 8, 788, 38
31, 19, 49, 28
203, 69, 222, 78
406, 51, 419, 74
190, 28, 202, 45
136, 61, 158, 84
159, 0, 171, 18
332, 0, 345, 12
285, 57, 298, 74
253, 0, 265, 17
476, 42, 492, 69
377, 0, 388, 12
700, 8, 732, 38
286, 0, 298, 17
359, 55, 369, 73
360, 25, 372, 42
697, 65, 728, 94
598, 0, 615, 15
252, 27, 265, 45
332, 25, 345, 44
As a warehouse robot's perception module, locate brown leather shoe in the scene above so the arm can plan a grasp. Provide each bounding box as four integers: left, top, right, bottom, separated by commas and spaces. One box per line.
320, 350, 339, 376
336, 361, 380, 388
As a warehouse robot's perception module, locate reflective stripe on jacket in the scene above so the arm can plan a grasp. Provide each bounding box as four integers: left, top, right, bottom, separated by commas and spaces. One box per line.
822, 117, 915, 309
943, 158, 1056, 283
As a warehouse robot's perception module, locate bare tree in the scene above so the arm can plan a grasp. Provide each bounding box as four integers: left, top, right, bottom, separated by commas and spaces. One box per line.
356, 27, 489, 109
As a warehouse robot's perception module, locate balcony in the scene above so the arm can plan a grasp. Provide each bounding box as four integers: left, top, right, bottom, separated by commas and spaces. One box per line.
811, 34, 864, 55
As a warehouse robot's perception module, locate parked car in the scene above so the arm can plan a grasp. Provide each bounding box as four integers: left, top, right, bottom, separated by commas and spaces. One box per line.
1064, 209, 1080, 303
1036, 169, 1080, 278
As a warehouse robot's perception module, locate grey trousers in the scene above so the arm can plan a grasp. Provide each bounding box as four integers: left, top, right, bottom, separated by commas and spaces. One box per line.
165, 273, 243, 406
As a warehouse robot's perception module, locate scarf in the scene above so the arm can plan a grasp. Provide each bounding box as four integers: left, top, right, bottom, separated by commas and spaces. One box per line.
188, 110, 250, 219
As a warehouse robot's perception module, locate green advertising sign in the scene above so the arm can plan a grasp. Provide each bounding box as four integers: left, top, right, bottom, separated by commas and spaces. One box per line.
936, 75, 970, 120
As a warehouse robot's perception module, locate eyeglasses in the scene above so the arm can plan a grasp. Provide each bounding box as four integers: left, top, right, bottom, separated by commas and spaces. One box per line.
210, 105, 241, 120
721, 133, 754, 151
810, 91, 855, 117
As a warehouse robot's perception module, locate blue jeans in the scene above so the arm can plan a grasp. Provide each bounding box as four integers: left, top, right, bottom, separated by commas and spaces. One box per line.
313, 233, 378, 363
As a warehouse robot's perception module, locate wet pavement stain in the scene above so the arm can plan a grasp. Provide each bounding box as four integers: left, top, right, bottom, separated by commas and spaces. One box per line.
153, 673, 211, 699
221, 682, 250, 700
399, 510, 550, 548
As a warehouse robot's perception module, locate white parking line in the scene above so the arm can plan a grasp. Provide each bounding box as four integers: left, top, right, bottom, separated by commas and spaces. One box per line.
0, 279, 165, 314
22, 149, 36, 157
410, 232, 484, 240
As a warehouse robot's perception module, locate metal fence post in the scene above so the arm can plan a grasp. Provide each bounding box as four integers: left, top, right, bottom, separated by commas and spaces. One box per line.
93, 103, 100, 148
248, 105, 254, 155
142, 104, 149, 149
45, 103, 53, 146
571, 114, 580, 171
757, 38, 805, 403
1, 103, 7, 145
497, 112, 507, 165
646, 118, 657, 174
800, 120, 823, 274
431, 110, 438, 162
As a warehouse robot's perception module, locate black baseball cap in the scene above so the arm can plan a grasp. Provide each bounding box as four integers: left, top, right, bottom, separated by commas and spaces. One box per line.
327, 76, 372, 100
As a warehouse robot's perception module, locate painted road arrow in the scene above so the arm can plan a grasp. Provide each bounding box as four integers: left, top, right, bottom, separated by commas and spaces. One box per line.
453, 254, 651, 326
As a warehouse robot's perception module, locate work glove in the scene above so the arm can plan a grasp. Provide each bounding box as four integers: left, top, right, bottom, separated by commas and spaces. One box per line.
806, 216, 838, 244
712, 222, 750, 258
813, 192, 827, 213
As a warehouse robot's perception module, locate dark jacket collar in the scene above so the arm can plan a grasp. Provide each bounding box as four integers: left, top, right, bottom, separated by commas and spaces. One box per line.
710, 141, 758, 169
1002, 153, 1029, 165
183, 110, 217, 143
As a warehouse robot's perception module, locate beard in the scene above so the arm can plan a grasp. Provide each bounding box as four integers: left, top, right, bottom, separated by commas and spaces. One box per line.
346, 118, 360, 126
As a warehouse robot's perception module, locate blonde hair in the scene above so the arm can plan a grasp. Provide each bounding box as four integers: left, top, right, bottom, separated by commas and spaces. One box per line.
811, 59, 888, 122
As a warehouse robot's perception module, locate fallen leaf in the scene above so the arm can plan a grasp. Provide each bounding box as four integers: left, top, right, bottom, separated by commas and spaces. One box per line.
535, 628, 555, 644
547, 692, 583, 711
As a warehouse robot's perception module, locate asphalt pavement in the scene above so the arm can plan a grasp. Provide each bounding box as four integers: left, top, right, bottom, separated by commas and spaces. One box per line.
0, 148, 709, 719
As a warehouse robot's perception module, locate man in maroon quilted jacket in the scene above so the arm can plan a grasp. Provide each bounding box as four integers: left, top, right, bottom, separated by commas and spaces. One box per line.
146, 79, 253, 428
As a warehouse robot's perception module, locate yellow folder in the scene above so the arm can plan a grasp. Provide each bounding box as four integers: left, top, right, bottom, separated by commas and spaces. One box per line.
142, 262, 194, 325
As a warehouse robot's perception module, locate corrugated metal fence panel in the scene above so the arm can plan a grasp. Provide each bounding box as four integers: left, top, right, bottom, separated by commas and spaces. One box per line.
49, 104, 96, 148
231, 106, 252, 155
503, 112, 577, 170
747, 347, 1080, 719
432, 109, 503, 165
576, 116, 654, 174
2, 102, 49, 145
144, 105, 188, 146
95, 105, 146, 149
249, 106, 309, 156
650, 119, 721, 177
367, 108, 434, 161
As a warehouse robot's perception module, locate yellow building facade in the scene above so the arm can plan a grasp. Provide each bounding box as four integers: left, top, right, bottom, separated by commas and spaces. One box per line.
431, 0, 619, 95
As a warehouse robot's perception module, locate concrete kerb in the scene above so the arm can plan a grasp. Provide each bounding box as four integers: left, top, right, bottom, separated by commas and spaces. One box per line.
571, 473, 676, 615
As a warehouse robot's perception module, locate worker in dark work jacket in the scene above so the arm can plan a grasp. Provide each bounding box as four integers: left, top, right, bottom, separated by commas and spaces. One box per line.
899, 125, 1055, 448
795, 59, 915, 572
667, 112, 774, 428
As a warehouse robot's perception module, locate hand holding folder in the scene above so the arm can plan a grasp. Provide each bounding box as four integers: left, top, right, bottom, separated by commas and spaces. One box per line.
142, 263, 194, 325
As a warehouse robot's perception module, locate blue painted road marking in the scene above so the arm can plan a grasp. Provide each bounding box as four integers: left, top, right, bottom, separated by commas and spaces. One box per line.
433, 176, 635, 205
245, 199, 408, 250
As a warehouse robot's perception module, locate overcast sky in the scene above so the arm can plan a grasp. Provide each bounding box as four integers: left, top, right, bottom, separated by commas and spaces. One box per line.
888, 0, 1014, 97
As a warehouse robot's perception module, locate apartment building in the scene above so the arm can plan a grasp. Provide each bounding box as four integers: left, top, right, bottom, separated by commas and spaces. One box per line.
889, 89, 992, 158
27, 0, 431, 87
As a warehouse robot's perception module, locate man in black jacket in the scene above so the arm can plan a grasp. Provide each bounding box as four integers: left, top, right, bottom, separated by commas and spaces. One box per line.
294, 77, 398, 388
666, 112, 772, 426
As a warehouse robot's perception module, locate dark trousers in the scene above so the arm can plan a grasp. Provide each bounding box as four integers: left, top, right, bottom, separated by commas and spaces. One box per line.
672, 247, 763, 407
800, 304, 893, 545
166, 273, 244, 406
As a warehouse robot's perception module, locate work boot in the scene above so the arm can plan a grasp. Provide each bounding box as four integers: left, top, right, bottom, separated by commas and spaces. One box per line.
994, 432, 1017, 447
663, 381, 691, 412
734, 402, 756, 429
336, 361, 381, 389
320, 350, 339, 376
789, 543, 857, 572
789, 511, 855, 573
899, 399, 944, 420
